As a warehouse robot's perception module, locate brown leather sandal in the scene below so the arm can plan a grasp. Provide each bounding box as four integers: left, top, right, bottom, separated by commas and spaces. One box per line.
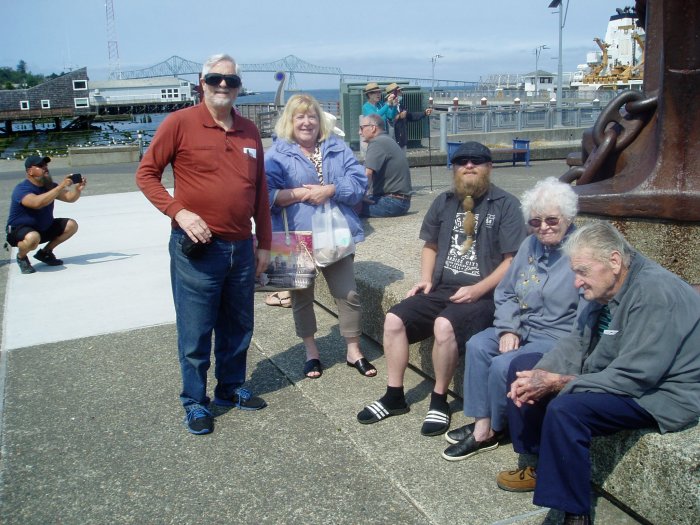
264, 291, 292, 308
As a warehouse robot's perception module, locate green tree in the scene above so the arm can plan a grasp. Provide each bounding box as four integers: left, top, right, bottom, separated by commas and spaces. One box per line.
0, 61, 54, 89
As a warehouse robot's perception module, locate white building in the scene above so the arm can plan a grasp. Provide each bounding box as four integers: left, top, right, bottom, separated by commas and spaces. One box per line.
523, 70, 556, 97
88, 77, 195, 108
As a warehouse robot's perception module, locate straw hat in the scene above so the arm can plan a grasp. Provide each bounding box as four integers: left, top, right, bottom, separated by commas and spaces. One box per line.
384, 82, 401, 94
364, 82, 381, 94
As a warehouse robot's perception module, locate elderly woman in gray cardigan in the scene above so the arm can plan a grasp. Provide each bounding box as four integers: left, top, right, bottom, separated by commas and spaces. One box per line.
442, 177, 585, 461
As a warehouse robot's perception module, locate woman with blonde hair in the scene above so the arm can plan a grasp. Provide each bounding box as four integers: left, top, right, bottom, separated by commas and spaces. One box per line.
265, 94, 376, 379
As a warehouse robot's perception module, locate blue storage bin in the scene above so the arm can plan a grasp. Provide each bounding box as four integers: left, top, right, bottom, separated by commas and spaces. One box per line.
447, 141, 462, 168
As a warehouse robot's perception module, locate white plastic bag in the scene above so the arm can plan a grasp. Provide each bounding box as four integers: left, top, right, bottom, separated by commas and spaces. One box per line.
311, 202, 355, 267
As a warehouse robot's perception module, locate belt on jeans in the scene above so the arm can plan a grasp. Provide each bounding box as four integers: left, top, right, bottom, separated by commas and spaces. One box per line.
384, 193, 411, 200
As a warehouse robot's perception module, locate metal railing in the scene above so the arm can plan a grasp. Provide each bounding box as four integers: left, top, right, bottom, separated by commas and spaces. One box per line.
429, 88, 621, 106
237, 101, 341, 137
433, 104, 601, 135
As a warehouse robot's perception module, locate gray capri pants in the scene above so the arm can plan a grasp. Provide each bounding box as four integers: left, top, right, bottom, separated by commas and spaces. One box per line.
290, 254, 361, 339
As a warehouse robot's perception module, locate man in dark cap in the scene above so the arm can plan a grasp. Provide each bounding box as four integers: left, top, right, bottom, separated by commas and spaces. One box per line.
358, 141, 526, 436
6, 155, 86, 274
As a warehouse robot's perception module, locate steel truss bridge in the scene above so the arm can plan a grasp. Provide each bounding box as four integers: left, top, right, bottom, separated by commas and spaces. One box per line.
111, 55, 476, 90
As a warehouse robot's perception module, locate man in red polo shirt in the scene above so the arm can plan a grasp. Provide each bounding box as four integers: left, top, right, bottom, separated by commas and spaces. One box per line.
136, 53, 271, 435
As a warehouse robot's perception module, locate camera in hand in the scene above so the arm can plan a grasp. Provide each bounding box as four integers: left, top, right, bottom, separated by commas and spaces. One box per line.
69, 173, 83, 184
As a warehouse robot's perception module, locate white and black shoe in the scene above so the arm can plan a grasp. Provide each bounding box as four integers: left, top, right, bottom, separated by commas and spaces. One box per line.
444, 422, 476, 444
442, 434, 499, 461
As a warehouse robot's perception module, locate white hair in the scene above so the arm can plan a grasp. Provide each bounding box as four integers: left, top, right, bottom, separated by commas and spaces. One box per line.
520, 177, 578, 222
563, 221, 633, 267
201, 54, 240, 76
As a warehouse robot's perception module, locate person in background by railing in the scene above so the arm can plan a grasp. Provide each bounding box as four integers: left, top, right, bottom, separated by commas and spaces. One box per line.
360, 82, 399, 159
362, 82, 398, 128
358, 113, 412, 218
383, 82, 432, 152
265, 93, 376, 380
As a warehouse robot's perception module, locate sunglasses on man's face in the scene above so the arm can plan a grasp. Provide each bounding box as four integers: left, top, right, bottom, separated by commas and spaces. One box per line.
528, 216, 561, 228
453, 156, 490, 166
203, 73, 242, 89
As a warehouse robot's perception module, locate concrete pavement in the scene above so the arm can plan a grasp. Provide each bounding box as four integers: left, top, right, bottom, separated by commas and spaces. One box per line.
0, 155, 641, 524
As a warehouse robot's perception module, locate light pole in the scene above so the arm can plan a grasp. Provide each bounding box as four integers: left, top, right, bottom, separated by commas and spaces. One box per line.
534, 45, 550, 96
137, 130, 144, 160
549, 0, 567, 123
431, 54, 443, 97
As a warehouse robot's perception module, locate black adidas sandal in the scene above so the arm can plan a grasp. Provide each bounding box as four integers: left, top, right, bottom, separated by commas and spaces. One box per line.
357, 400, 409, 424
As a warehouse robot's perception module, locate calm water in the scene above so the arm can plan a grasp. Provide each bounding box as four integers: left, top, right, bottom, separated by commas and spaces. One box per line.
1, 89, 340, 159
239, 88, 339, 104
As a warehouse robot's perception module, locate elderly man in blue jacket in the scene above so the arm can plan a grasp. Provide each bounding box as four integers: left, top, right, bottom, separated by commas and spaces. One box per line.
496, 221, 700, 525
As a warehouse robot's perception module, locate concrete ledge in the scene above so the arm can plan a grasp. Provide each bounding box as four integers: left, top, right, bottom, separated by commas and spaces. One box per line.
317, 261, 700, 524
68, 145, 140, 166
311, 165, 699, 523
591, 425, 700, 525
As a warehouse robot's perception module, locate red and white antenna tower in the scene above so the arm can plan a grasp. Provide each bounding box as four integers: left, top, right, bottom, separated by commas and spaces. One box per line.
105, 0, 121, 78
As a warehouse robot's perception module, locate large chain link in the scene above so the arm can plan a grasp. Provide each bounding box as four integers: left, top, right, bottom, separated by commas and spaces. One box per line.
563, 91, 658, 184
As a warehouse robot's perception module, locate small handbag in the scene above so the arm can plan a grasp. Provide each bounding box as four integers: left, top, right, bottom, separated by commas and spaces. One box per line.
255, 209, 316, 292
311, 202, 355, 267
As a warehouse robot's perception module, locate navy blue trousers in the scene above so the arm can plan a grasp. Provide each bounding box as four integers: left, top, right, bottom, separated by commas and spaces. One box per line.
506, 353, 656, 515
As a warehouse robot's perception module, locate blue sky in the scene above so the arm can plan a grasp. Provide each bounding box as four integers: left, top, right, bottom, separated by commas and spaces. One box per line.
3, 0, 633, 90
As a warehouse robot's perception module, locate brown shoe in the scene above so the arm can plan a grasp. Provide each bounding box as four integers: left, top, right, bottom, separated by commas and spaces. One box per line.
496, 466, 536, 492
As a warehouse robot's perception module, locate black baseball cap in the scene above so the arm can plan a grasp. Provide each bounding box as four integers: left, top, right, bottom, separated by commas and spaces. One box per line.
24, 155, 51, 169
450, 142, 492, 164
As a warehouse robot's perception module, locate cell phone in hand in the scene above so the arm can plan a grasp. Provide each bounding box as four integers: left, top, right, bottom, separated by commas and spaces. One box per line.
181, 236, 207, 258
69, 173, 83, 184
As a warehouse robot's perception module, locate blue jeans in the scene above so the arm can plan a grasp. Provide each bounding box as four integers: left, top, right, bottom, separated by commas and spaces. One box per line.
361, 195, 410, 218
463, 327, 556, 431
506, 353, 656, 515
169, 229, 255, 409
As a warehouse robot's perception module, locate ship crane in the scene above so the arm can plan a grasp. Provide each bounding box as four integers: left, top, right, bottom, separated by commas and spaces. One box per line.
583, 37, 609, 82
631, 32, 645, 76
568, 7, 645, 92
618, 31, 645, 81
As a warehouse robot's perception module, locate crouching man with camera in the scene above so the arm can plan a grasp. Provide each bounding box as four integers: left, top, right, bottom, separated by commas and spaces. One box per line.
5, 155, 86, 274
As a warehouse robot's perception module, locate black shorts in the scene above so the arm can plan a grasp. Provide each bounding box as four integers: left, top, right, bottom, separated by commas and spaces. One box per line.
6, 218, 70, 247
388, 283, 495, 354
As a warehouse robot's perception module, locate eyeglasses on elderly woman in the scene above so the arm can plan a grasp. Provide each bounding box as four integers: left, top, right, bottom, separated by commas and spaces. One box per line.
527, 216, 561, 228
203, 73, 242, 89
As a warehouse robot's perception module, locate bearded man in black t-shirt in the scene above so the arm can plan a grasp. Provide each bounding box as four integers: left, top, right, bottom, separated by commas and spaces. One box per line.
358, 142, 526, 437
